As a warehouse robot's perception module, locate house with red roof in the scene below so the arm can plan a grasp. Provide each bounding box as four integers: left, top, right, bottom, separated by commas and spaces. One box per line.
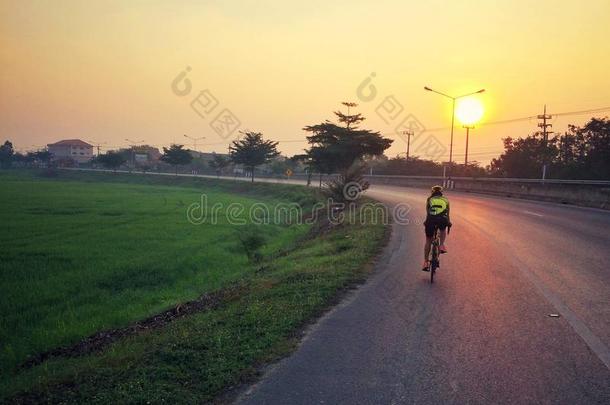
47, 139, 94, 163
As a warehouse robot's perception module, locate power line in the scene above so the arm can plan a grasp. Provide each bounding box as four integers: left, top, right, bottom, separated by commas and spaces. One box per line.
450, 151, 505, 157
554, 106, 610, 117
183, 134, 206, 151
198, 139, 306, 147
17, 105, 609, 159
410, 105, 610, 134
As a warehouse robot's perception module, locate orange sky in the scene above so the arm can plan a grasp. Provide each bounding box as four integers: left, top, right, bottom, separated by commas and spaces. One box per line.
1, 0, 609, 165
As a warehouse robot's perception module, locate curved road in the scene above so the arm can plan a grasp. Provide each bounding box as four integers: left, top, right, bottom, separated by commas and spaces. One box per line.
239, 185, 610, 404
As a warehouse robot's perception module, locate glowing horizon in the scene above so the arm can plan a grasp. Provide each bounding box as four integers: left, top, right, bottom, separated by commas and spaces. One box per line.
1, 0, 609, 165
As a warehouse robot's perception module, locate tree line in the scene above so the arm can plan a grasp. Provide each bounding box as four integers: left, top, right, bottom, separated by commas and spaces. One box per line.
1, 112, 607, 182
488, 117, 610, 179
360, 116, 610, 180
88, 102, 393, 195
0, 146, 53, 169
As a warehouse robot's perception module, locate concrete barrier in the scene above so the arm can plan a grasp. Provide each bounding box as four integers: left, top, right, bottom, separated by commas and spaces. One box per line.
246, 173, 610, 209
362, 175, 610, 210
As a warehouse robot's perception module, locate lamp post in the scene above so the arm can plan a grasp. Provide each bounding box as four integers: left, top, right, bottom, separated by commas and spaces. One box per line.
462, 125, 474, 166
423, 86, 485, 168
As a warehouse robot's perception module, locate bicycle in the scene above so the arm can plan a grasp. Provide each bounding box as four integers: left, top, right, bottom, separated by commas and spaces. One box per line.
426, 224, 450, 283
427, 227, 441, 283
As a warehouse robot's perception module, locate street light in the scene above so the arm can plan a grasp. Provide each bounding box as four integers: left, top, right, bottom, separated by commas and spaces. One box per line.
424, 86, 485, 168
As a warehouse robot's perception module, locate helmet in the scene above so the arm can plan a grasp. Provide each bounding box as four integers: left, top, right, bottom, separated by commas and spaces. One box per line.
431, 185, 443, 194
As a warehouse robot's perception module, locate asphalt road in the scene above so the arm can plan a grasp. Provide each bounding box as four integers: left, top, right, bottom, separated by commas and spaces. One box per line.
238, 185, 610, 404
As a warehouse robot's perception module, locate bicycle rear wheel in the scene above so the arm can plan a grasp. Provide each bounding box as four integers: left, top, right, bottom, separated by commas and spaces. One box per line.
430, 229, 440, 283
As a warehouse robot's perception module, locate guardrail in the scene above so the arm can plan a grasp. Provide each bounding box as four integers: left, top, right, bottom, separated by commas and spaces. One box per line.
359, 173, 610, 209
364, 174, 610, 186
285, 172, 610, 186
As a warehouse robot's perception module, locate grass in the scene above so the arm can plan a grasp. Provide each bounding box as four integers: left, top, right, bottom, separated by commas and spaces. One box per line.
0, 170, 314, 371
0, 169, 388, 403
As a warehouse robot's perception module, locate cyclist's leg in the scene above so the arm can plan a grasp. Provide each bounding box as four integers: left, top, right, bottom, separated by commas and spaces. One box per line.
424, 236, 432, 260
439, 217, 449, 252
423, 220, 434, 270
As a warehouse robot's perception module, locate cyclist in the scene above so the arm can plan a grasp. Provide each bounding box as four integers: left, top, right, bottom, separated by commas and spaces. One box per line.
422, 185, 451, 271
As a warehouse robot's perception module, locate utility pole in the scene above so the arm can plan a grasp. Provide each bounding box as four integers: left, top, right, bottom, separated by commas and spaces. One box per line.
537, 105, 553, 180
463, 125, 475, 165
88, 140, 106, 156
402, 130, 414, 160
183, 134, 205, 153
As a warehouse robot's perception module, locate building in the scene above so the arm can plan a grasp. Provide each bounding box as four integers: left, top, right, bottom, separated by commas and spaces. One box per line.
134, 145, 161, 162
118, 145, 162, 165
47, 139, 93, 163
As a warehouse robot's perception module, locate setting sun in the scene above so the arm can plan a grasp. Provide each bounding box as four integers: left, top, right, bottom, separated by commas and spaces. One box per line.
456, 98, 485, 126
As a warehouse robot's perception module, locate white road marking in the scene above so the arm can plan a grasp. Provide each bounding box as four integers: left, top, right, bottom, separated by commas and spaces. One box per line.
461, 215, 610, 371
523, 210, 544, 217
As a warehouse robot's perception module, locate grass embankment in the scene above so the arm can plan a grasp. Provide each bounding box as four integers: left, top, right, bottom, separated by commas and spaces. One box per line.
1, 169, 388, 403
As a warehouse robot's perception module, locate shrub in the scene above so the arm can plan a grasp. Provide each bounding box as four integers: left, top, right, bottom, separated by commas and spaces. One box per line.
237, 227, 266, 263
325, 162, 369, 204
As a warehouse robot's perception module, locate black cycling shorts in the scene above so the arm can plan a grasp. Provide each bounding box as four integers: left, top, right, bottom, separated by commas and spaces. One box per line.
424, 216, 449, 238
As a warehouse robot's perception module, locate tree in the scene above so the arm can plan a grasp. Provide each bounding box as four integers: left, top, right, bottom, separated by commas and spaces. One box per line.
488, 117, 610, 179
160, 144, 193, 175
0, 140, 14, 168
208, 154, 230, 177
269, 157, 299, 177
229, 131, 279, 182
303, 102, 392, 198
372, 155, 442, 176
12, 152, 27, 165
292, 150, 335, 187
304, 103, 392, 174
291, 153, 315, 186
32, 150, 53, 165
570, 117, 610, 179
489, 135, 556, 178
96, 151, 126, 172
334, 101, 365, 129
138, 163, 152, 173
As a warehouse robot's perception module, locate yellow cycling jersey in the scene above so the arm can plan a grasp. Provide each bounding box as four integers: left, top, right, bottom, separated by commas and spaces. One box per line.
427, 196, 449, 216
